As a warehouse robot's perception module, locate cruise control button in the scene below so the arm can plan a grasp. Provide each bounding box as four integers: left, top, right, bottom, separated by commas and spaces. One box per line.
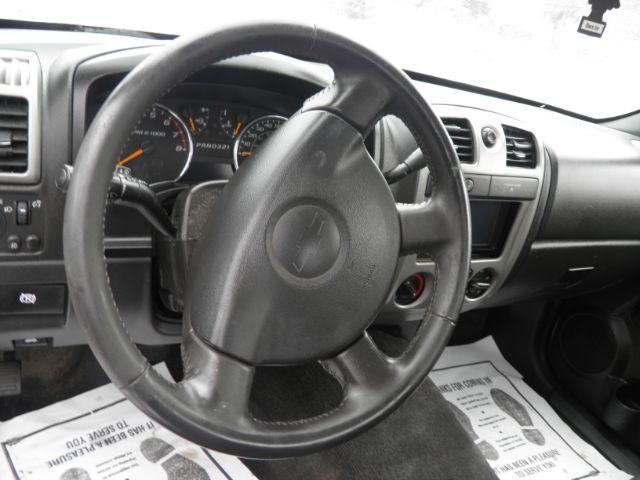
6, 235, 21, 252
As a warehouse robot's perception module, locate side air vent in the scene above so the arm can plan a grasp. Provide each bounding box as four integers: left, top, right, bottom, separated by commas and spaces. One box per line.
0, 50, 40, 184
441, 118, 474, 163
0, 96, 28, 173
503, 125, 536, 168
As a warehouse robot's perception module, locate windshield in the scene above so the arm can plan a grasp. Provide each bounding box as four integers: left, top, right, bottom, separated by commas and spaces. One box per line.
5, 0, 639, 119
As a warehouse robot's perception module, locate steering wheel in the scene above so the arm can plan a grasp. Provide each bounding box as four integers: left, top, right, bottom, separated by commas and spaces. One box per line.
64, 22, 470, 458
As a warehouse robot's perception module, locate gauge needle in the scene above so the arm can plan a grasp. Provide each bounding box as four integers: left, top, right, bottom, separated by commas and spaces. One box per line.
188, 117, 196, 133
234, 122, 243, 136
240, 151, 252, 156
118, 148, 144, 167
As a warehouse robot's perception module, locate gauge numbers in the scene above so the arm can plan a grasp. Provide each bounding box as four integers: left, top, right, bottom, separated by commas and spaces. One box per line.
118, 104, 194, 185
233, 115, 287, 170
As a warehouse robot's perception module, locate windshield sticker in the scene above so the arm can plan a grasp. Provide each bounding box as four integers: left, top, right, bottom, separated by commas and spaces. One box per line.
578, 0, 621, 38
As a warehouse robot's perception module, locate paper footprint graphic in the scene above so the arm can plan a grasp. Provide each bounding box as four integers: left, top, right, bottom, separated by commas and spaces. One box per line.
447, 401, 500, 461
490, 388, 545, 446
140, 437, 210, 480
60, 468, 91, 480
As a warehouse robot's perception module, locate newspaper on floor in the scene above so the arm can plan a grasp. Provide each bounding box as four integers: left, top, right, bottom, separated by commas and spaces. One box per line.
430, 336, 632, 480
0, 364, 256, 480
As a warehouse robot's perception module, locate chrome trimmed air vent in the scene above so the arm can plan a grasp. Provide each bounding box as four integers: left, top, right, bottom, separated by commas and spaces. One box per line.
0, 50, 41, 184
503, 125, 536, 168
441, 117, 474, 163
0, 96, 28, 173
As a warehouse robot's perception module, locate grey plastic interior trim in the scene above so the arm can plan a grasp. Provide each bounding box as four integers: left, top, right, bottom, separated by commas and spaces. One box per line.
0, 49, 42, 185
384, 105, 545, 315
103, 236, 153, 251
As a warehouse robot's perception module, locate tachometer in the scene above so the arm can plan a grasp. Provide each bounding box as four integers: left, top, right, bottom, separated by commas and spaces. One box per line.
118, 104, 193, 185
233, 115, 287, 170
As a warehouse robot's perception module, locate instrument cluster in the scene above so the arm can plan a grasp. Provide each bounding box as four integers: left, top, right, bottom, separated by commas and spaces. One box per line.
118, 99, 287, 186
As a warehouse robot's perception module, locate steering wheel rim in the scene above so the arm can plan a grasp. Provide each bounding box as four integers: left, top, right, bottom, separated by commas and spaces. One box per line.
64, 22, 471, 458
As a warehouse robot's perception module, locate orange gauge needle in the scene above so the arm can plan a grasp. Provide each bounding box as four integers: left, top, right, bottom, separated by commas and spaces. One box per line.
234, 122, 243, 136
118, 148, 144, 167
188, 117, 196, 133
240, 151, 252, 157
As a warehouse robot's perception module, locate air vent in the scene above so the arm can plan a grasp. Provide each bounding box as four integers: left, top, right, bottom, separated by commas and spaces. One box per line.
0, 50, 40, 184
0, 97, 28, 174
503, 125, 536, 168
441, 118, 474, 163
0, 57, 31, 87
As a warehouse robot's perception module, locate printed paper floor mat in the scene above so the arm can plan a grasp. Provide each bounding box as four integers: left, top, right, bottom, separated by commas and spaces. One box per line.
430, 337, 632, 480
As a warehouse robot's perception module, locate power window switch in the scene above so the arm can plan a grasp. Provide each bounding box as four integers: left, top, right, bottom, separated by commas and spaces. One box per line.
16, 201, 29, 225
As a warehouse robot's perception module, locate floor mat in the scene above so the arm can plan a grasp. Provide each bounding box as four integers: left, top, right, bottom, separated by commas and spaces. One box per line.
0, 336, 632, 480
0, 364, 255, 480
246, 374, 498, 480
431, 337, 632, 480
245, 330, 498, 480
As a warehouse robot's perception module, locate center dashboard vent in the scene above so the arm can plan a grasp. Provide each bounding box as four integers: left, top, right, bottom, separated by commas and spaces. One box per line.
441, 117, 474, 163
0, 96, 28, 174
503, 125, 536, 168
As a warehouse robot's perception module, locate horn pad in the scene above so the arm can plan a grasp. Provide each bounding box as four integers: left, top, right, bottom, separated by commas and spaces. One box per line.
185, 110, 400, 364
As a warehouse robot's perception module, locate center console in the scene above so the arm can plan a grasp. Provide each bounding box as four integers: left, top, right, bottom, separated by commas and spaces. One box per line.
379, 104, 546, 319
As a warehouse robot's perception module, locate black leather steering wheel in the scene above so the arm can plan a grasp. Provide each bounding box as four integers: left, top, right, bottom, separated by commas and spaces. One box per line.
63, 22, 471, 458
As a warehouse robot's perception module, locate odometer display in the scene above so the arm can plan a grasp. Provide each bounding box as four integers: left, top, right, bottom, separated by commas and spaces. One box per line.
233, 115, 287, 170
118, 104, 194, 185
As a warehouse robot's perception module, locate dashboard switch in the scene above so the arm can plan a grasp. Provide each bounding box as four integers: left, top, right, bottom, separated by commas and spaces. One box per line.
6, 235, 21, 252
464, 178, 474, 192
0, 285, 66, 315
489, 176, 538, 200
466, 269, 493, 299
464, 174, 491, 197
25, 234, 41, 251
16, 201, 29, 225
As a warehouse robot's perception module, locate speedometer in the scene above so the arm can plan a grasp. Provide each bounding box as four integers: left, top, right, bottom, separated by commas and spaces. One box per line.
118, 104, 194, 185
233, 115, 287, 170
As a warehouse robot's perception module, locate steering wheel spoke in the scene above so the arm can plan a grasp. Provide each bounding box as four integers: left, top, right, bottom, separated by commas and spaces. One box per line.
180, 330, 255, 420
397, 196, 457, 256
322, 334, 397, 396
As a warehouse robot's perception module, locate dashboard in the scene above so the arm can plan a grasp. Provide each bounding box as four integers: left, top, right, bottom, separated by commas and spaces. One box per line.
1, 29, 640, 350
